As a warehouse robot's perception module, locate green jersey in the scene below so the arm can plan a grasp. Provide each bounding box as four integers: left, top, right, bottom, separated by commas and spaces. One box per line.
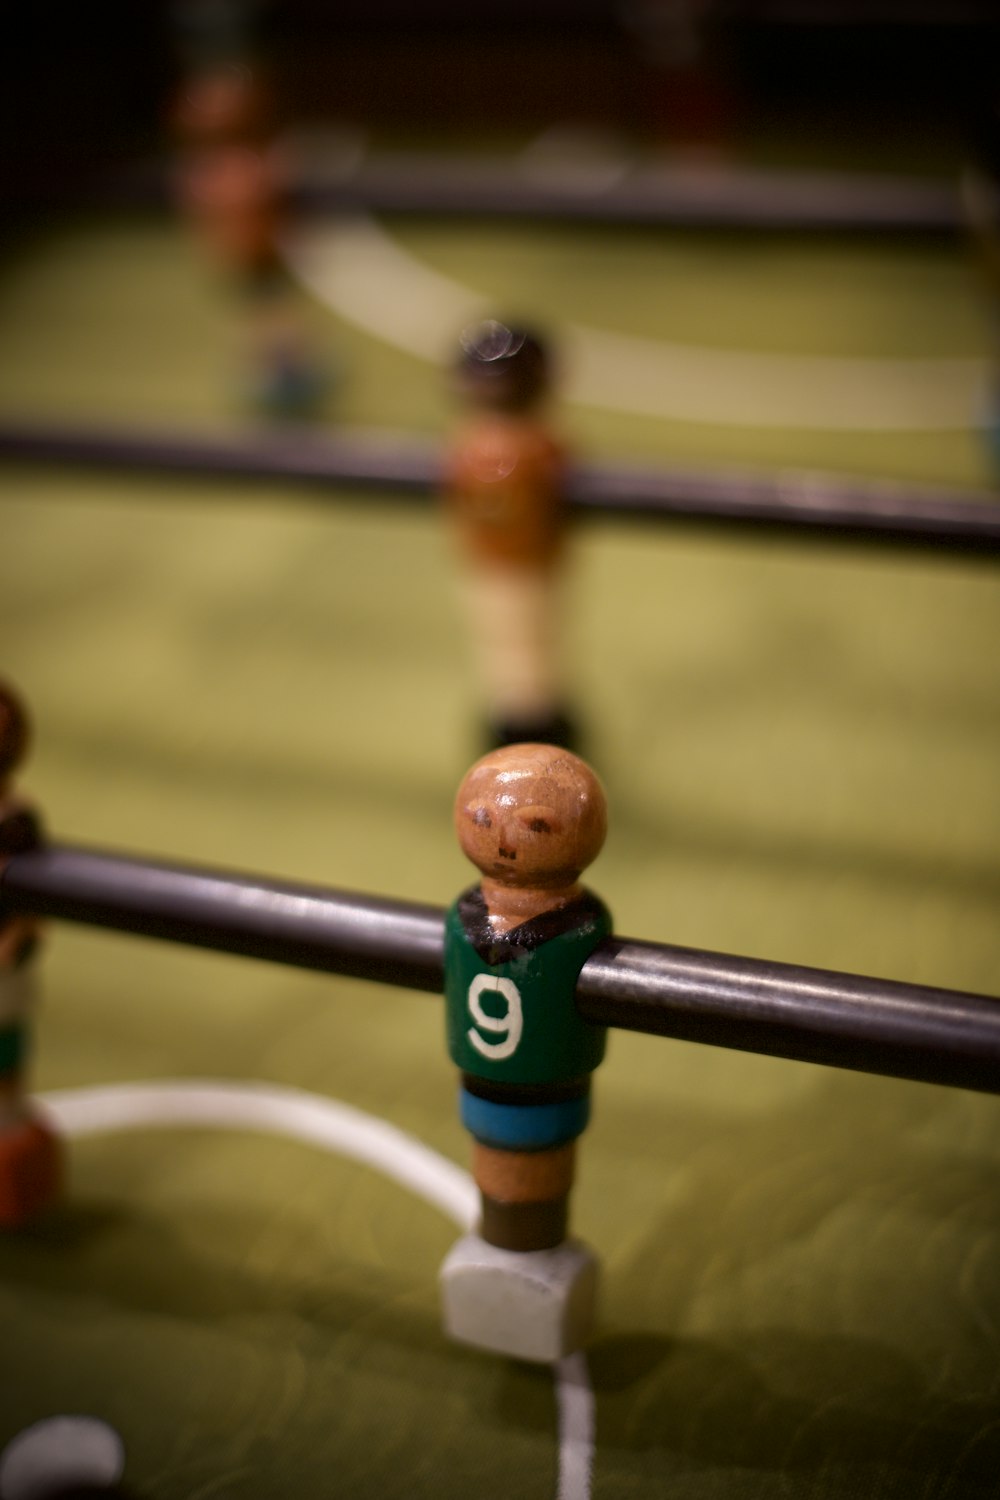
444, 886, 611, 1087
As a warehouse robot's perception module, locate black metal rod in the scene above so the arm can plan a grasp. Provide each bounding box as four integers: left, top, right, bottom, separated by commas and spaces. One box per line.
297, 158, 963, 235
3, 843, 998, 1096
109, 155, 963, 235
575, 939, 1000, 1096
0, 422, 441, 498
1, 845, 445, 996
573, 460, 1000, 555
1, 420, 998, 557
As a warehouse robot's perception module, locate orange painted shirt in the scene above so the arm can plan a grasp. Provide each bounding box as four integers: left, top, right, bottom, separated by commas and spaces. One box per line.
447, 415, 567, 570
176, 145, 284, 276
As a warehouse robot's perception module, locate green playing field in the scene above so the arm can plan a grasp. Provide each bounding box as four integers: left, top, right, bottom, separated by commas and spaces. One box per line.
0, 209, 998, 1498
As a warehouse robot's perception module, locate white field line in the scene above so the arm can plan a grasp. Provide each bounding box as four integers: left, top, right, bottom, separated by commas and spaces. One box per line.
286, 214, 988, 432
39, 1080, 596, 1500
555, 1350, 596, 1500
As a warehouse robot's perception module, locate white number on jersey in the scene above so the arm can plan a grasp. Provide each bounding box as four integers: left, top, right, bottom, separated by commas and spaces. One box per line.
466, 974, 523, 1061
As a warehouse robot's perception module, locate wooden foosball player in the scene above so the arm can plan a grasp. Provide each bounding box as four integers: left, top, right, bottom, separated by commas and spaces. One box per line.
441, 743, 611, 1361
961, 100, 1000, 474
169, 54, 328, 419
445, 320, 579, 753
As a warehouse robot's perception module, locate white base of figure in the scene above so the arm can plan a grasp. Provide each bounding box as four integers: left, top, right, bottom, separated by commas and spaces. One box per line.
440, 1233, 598, 1363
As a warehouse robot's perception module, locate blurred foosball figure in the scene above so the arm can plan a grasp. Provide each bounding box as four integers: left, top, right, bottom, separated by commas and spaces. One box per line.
620, 0, 735, 161
0, 685, 62, 1227
170, 60, 328, 419
445, 320, 581, 754
962, 101, 1000, 475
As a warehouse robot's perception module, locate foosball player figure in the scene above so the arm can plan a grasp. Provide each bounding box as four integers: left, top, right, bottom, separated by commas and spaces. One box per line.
440, 742, 611, 1362
170, 63, 328, 419
446, 320, 579, 754
0, 684, 62, 1227
961, 100, 1000, 473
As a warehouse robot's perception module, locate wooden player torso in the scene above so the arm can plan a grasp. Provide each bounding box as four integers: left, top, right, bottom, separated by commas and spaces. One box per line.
176, 146, 284, 276
447, 415, 567, 570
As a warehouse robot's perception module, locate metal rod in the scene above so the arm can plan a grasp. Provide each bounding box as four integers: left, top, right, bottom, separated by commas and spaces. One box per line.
1, 845, 445, 996
108, 155, 964, 234
0, 422, 441, 498
3, 843, 998, 1096
572, 461, 1000, 555
575, 939, 1000, 1096
298, 159, 963, 235
1, 420, 998, 557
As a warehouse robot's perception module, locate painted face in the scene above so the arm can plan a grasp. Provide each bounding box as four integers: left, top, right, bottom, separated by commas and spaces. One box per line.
455, 744, 607, 889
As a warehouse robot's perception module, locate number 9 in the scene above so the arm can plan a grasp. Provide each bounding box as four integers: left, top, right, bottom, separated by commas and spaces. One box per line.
467, 975, 523, 1062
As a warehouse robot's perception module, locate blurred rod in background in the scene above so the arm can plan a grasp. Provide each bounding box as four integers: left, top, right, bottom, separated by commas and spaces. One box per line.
108, 152, 964, 235
0, 419, 997, 557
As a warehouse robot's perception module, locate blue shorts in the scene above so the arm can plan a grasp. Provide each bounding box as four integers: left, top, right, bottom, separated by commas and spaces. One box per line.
459, 1086, 590, 1151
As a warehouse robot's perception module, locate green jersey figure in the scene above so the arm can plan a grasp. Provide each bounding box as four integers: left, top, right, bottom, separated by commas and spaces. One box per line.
441, 742, 611, 1361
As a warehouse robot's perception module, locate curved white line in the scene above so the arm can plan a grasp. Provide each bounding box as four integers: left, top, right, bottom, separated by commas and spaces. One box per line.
41, 1079, 478, 1232
37, 1080, 595, 1500
286, 214, 988, 432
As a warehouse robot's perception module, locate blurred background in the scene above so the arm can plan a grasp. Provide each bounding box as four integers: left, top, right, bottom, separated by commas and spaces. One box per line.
3, 0, 1000, 481
4, 0, 1000, 197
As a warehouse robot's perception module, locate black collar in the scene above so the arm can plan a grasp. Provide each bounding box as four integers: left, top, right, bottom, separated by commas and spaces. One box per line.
457, 885, 604, 965
0, 806, 41, 857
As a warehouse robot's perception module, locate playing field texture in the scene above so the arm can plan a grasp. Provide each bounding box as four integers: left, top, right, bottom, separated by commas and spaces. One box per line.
0, 209, 998, 1498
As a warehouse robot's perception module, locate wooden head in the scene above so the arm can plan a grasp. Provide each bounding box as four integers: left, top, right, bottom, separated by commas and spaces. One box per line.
172, 65, 275, 146
456, 321, 551, 414
455, 743, 606, 893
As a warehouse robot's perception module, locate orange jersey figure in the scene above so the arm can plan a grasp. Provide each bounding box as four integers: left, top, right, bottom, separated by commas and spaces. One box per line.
0, 684, 62, 1227
170, 65, 327, 418
171, 67, 285, 282
446, 322, 578, 752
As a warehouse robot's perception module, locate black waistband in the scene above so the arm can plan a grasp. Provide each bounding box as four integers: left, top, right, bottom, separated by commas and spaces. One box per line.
461, 1073, 591, 1106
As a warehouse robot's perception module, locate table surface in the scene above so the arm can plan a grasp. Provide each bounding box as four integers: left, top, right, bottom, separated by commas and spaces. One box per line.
0, 202, 998, 1499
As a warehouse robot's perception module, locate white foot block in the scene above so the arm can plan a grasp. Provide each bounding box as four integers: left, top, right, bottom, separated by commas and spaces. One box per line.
440, 1233, 598, 1363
